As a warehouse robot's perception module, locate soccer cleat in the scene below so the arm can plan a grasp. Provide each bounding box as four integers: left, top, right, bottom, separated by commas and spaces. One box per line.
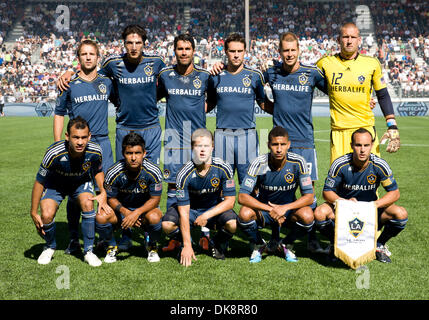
64, 239, 81, 255
95, 239, 108, 252
376, 244, 392, 263
199, 235, 210, 251
104, 246, 118, 263
84, 251, 102, 267
210, 241, 226, 260
265, 239, 281, 254
326, 244, 338, 263
118, 238, 133, 251
249, 243, 265, 263
147, 247, 160, 263
281, 244, 298, 262
307, 239, 329, 254
37, 248, 55, 265
162, 239, 181, 252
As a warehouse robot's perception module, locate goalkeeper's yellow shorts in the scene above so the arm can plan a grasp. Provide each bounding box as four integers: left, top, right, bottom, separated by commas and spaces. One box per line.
330, 126, 380, 164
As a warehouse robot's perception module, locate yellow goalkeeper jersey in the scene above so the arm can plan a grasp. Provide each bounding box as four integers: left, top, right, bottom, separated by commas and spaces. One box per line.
316, 53, 387, 130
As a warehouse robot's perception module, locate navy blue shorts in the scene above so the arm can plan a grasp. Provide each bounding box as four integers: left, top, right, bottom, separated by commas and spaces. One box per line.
289, 146, 318, 181
115, 125, 162, 165
214, 128, 259, 184
41, 181, 95, 205
91, 135, 114, 173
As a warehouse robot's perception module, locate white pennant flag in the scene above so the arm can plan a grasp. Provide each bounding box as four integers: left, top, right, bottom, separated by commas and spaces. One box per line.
334, 199, 377, 269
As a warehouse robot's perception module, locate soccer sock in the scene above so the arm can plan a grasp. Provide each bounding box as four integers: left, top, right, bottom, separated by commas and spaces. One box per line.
147, 221, 162, 246
121, 227, 132, 242
66, 199, 80, 241
213, 227, 233, 250
271, 222, 281, 241
167, 227, 182, 242
95, 222, 116, 247
283, 221, 314, 245
237, 218, 264, 245
316, 219, 335, 244
377, 218, 408, 246
43, 220, 56, 249
81, 211, 96, 253
166, 189, 177, 210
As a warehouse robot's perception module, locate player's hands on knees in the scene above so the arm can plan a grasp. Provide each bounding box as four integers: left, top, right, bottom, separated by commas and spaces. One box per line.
180, 246, 197, 267
121, 211, 141, 229
210, 61, 224, 75
56, 71, 74, 91
31, 213, 45, 236
380, 128, 400, 153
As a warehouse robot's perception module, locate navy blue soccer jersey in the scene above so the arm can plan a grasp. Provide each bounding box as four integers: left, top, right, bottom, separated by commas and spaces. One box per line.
36, 140, 103, 190
100, 53, 166, 128
207, 66, 265, 129
264, 63, 327, 148
158, 65, 211, 146
55, 73, 113, 137
175, 157, 236, 210
104, 158, 163, 209
323, 153, 398, 201
239, 152, 313, 205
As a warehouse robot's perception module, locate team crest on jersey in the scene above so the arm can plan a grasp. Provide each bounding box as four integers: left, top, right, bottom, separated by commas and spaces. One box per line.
285, 172, 294, 184
242, 76, 251, 87
144, 64, 154, 76
138, 179, 147, 189
163, 169, 170, 179
349, 217, 364, 238
299, 73, 308, 85
358, 75, 365, 84
193, 77, 202, 89
82, 161, 91, 172
210, 177, 220, 188
98, 83, 107, 94
367, 174, 376, 184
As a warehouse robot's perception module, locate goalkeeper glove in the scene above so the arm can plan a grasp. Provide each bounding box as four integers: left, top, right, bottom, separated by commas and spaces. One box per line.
380, 119, 400, 153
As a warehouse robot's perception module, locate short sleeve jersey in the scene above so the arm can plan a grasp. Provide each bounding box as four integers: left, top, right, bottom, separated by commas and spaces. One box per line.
323, 153, 398, 201
239, 152, 313, 205
175, 157, 236, 210
104, 158, 163, 209
316, 54, 387, 130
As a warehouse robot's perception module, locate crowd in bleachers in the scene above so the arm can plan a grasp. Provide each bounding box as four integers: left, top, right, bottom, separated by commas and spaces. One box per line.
0, 0, 428, 103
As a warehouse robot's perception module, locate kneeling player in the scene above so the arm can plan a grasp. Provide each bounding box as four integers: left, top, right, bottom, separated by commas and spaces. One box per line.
162, 128, 237, 267
30, 117, 112, 266
97, 132, 163, 263
238, 126, 315, 263
314, 128, 408, 263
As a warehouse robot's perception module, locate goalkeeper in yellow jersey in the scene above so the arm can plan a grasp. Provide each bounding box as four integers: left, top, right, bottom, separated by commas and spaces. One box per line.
317, 22, 400, 164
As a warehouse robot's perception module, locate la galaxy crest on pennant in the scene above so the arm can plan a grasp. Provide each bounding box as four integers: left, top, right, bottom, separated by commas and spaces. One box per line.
349, 217, 365, 238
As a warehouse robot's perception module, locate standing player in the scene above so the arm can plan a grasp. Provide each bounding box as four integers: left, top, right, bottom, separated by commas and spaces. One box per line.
157, 34, 211, 210
98, 132, 163, 263
316, 22, 400, 164
30, 117, 112, 266
314, 128, 408, 263
263, 32, 327, 253
207, 33, 265, 186
161, 129, 237, 267
238, 126, 315, 263
54, 39, 116, 256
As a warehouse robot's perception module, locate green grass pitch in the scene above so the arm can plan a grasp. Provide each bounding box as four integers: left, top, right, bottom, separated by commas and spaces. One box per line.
0, 115, 428, 300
